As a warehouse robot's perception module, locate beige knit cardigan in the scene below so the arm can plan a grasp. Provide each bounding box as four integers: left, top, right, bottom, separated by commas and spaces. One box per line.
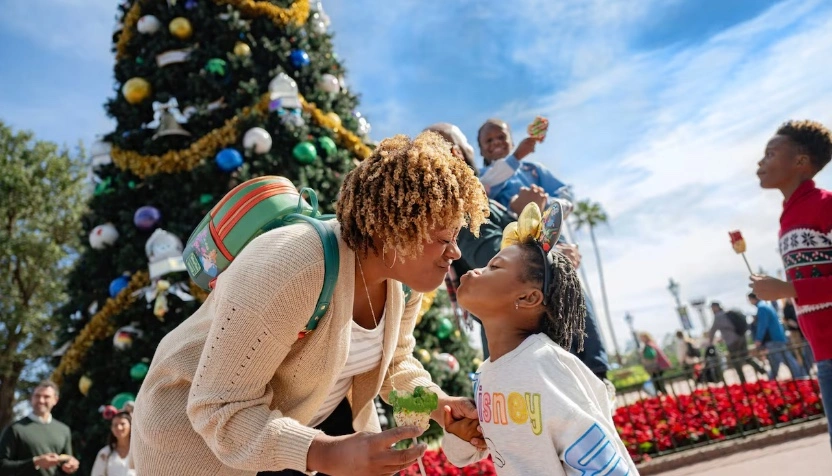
130, 222, 434, 475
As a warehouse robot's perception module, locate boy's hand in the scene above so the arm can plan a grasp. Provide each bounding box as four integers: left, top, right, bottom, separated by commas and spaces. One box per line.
443, 405, 486, 451
749, 275, 796, 300
514, 137, 538, 160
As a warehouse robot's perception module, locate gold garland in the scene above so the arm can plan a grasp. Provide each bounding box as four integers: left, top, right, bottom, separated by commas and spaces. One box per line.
112, 94, 271, 178
52, 272, 150, 386
116, 0, 309, 61
112, 93, 371, 178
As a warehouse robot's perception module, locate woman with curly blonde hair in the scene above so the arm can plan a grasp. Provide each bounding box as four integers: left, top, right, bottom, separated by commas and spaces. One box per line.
131, 131, 490, 476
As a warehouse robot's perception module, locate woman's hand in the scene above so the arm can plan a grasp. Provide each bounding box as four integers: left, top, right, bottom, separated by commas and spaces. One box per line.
307, 426, 427, 476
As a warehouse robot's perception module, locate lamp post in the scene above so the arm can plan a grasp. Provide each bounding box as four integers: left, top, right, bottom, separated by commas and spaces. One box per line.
624, 312, 638, 350
668, 278, 692, 331
689, 298, 708, 330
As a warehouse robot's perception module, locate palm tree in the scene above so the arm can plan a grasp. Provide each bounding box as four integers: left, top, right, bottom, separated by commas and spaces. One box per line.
572, 199, 622, 365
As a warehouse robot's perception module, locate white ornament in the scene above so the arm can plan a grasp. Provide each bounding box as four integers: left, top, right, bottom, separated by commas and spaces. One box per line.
145, 229, 187, 278
357, 116, 371, 136
435, 352, 460, 374
319, 74, 340, 94
90, 140, 112, 169
268, 73, 301, 109
243, 127, 273, 154
137, 15, 161, 34
309, 13, 327, 34
89, 223, 119, 249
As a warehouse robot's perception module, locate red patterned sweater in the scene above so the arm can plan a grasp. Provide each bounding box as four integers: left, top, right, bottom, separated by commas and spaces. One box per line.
779, 180, 832, 360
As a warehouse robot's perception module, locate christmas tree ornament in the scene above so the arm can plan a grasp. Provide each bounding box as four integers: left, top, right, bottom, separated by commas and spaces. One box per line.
215, 148, 244, 172
357, 116, 372, 136
319, 73, 340, 93
169, 17, 193, 40
268, 73, 301, 109
130, 363, 149, 381
113, 324, 143, 351
435, 353, 460, 374
313, 1, 331, 26
233, 41, 251, 57
316, 136, 337, 157
243, 127, 273, 154
436, 317, 454, 339
78, 376, 92, 396
289, 49, 310, 67
309, 14, 327, 35
156, 48, 192, 67
152, 109, 191, 139
280, 109, 305, 128
137, 15, 161, 34
416, 348, 431, 364
108, 275, 130, 297
472, 357, 483, 367
292, 142, 317, 164
122, 77, 151, 104
89, 223, 119, 249
90, 140, 112, 169
153, 280, 171, 318
325, 112, 341, 127
111, 392, 136, 411
145, 229, 187, 278
185, 0, 198, 9
134, 206, 162, 231
205, 58, 227, 76
199, 194, 214, 205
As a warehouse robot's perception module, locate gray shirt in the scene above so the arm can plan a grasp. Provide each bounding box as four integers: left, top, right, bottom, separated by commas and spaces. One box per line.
709, 310, 743, 347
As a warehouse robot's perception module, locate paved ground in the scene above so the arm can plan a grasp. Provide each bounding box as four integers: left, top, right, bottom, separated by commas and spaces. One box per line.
654, 433, 832, 475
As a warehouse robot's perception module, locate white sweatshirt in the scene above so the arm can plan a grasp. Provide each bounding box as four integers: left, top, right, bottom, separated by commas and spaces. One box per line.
443, 334, 639, 476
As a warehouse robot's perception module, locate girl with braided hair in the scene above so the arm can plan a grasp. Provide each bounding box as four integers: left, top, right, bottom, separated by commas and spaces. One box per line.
441, 202, 638, 475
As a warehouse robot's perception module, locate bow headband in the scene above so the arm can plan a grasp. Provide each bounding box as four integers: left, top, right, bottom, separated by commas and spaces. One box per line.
500, 201, 565, 297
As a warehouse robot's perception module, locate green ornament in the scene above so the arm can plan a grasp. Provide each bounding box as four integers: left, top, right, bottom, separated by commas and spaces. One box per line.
94, 177, 113, 196
199, 193, 214, 205
436, 317, 454, 339
128, 180, 137, 189
317, 136, 337, 157
136, 57, 144, 65
205, 58, 227, 76
292, 141, 317, 164
130, 362, 149, 380
111, 392, 136, 410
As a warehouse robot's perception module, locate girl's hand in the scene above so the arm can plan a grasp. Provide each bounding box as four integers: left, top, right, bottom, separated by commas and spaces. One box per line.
307, 426, 427, 476
443, 405, 487, 451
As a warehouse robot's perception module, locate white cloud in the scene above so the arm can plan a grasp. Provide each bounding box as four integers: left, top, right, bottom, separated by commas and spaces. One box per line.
526, 0, 832, 354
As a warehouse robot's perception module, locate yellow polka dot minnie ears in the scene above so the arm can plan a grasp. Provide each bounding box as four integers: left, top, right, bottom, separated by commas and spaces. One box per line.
500, 201, 566, 297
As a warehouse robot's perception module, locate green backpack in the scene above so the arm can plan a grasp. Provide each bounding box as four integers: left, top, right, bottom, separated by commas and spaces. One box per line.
183, 176, 339, 338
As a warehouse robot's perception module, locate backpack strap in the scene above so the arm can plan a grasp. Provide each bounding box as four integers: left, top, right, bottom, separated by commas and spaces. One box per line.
286, 214, 339, 339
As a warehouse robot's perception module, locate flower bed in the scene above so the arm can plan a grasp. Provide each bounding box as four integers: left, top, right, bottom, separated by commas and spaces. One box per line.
614, 379, 823, 462
399, 450, 496, 475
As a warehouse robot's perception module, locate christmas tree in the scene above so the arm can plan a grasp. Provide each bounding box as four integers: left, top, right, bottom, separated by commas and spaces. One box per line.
50, 0, 371, 468
48, 0, 481, 470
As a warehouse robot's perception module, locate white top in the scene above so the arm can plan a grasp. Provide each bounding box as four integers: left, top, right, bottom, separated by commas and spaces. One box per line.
90, 446, 136, 476
309, 311, 386, 427
443, 334, 639, 476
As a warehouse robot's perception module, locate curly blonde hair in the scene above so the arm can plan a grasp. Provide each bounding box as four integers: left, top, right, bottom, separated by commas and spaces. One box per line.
337, 131, 489, 259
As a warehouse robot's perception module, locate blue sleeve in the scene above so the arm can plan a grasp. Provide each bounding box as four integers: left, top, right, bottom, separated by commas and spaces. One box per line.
534, 163, 567, 196
755, 307, 772, 342
483, 155, 520, 200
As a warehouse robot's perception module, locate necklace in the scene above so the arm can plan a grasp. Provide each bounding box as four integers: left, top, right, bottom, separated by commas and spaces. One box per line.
356, 257, 379, 328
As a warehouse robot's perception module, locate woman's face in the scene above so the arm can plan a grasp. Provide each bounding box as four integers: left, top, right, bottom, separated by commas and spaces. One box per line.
456, 245, 532, 319
394, 227, 462, 293
111, 416, 131, 441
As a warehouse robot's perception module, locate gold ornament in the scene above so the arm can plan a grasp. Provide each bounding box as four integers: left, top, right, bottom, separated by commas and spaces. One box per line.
325, 112, 341, 127
78, 376, 92, 396
169, 17, 193, 40
233, 41, 251, 57
472, 357, 483, 367
416, 348, 431, 364
122, 77, 152, 104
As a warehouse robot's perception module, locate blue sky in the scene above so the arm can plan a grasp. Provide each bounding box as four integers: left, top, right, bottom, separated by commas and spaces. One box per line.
2, 0, 832, 354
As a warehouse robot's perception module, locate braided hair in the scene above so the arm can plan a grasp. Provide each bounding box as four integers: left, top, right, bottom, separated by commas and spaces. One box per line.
517, 240, 586, 351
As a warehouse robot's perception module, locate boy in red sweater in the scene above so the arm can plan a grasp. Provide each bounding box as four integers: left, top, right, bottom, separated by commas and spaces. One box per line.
751, 120, 832, 448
